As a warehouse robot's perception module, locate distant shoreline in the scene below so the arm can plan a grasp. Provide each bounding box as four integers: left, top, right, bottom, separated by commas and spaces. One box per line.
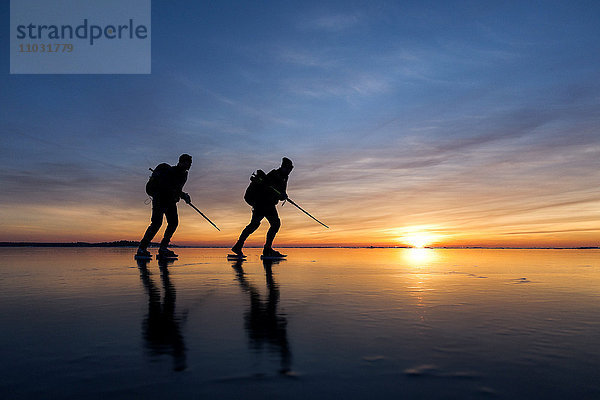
0, 241, 597, 250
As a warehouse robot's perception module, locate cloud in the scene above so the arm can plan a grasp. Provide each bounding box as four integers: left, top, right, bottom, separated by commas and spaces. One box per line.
301, 14, 362, 32
285, 73, 391, 99
503, 228, 600, 236
277, 48, 337, 68
0, 161, 143, 206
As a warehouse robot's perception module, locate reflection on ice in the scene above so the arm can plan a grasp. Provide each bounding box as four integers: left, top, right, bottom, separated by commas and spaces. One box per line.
403, 247, 438, 266
137, 259, 187, 371
231, 258, 292, 375
0, 247, 598, 399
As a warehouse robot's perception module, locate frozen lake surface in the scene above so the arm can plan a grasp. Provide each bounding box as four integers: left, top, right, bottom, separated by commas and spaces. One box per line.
1, 247, 599, 399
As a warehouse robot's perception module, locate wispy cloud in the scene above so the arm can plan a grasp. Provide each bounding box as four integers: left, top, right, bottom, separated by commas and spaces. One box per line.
285, 74, 392, 98
301, 14, 362, 32
277, 48, 337, 68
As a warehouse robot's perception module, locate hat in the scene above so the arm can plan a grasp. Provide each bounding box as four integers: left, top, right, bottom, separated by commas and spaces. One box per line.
282, 157, 293, 169
179, 154, 192, 164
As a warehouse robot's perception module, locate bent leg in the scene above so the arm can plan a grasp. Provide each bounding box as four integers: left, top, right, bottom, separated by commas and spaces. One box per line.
139, 202, 165, 249
264, 209, 281, 250
160, 203, 179, 248
236, 209, 265, 246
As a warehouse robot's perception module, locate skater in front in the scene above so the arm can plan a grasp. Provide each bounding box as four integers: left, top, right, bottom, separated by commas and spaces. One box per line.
231, 157, 293, 258
136, 154, 192, 259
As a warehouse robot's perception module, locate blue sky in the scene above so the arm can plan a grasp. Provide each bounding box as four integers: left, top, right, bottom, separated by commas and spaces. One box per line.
1, 1, 599, 246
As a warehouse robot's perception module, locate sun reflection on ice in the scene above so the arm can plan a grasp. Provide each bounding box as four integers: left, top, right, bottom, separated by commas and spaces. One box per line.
404, 248, 437, 267
401, 249, 439, 325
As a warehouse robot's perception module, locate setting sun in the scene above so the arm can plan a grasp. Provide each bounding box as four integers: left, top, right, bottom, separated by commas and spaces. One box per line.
403, 234, 434, 248
388, 226, 445, 248
392, 227, 444, 248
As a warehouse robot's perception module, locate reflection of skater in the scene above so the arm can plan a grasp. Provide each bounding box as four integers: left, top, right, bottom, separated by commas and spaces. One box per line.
231, 157, 293, 258
137, 259, 186, 371
136, 154, 192, 259
231, 259, 292, 374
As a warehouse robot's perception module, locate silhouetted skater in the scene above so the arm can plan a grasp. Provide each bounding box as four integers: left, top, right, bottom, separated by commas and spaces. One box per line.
231, 157, 293, 258
136, 154, 192, 259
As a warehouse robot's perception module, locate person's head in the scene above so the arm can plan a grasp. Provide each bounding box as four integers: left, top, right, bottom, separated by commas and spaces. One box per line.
178, 154, 192, 171
280, 157, 293, 175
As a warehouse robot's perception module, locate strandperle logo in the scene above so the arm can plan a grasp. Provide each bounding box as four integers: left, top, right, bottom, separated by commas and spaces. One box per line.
15, 19, 149, 46
10, 0, 151, 74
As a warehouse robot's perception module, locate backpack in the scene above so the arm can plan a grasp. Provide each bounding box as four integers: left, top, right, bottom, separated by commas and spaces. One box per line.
244, 170, 267, 206
145, 163, 171, 197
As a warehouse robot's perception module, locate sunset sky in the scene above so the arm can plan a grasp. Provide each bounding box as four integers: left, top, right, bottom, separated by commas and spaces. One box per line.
1, 1, 599, 247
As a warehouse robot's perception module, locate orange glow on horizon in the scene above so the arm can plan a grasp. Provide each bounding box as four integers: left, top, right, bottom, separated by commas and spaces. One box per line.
0, 202, 598, 248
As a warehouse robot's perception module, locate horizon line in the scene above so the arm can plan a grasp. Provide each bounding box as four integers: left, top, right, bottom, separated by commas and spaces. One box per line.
0, 241, 598, 250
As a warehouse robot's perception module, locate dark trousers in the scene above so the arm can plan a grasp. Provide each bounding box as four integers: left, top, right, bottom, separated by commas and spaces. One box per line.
236, 204, 280, 249
139, 200, 179, 249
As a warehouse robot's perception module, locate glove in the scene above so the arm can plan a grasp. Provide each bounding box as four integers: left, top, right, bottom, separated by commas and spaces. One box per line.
181, 192, 191, 204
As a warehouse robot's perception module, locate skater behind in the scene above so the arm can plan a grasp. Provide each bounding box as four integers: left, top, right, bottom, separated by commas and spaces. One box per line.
231, 157, 293, 258
136, 154, 192, 259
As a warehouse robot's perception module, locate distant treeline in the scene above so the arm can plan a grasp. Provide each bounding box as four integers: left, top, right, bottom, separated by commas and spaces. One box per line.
0, 241, 184, 248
